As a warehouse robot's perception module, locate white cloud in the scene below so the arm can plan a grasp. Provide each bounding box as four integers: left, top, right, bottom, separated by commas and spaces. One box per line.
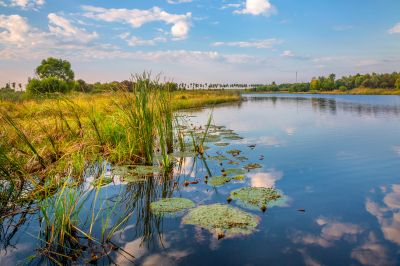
120, 32, 166, 46
82, 5, 192, 39
234, 0, 276, 16
281, 50, 294, 57
388, 22, 400, 34
48, 13, 98, 43
0, 14, 29, 44
167, 0, 192, 4
221, 3, 241, 9
212, 38, 282, 49
8, 0, 44, 9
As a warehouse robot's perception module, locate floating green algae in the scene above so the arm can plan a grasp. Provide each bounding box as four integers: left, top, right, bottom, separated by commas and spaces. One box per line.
150, 198, 195, 215
214, 142, 230, 147
243, 163, 262, 170
182, 204, 259, 238
209, 176, 231, 186
224, 168, 246, 175
230, 187, 282, 210
226, 149, 241, 156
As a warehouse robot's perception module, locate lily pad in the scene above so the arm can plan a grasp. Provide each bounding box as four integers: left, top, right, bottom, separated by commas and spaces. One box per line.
131, 165, 161, 176
209, 176, 231, 186
203, 135, 221, 143
208, 155, 229, 161
226, 149, 241, 156
182, 204, 259, 238
230, 187, 282, 210
236, 156, 249, 162
224, 134, 243, 140
232, 175, 246, 181
228, 160, 239, 165
150, 198, 195, 215
224, 168, 246, 175
243, 163, 262, 170
214, 142, 230, 147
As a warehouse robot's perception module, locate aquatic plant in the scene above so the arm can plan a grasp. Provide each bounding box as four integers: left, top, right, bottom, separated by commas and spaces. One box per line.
209, 176, 231, 186
224, 168, 246, 175
226, 149, 241, 156
150, 198, 195, 215
182, 204, 259, 238
230, 187, 282, 210
244, 163, 262, 170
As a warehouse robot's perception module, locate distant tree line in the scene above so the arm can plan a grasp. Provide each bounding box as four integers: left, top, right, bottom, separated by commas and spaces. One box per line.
251, 72, 400, 92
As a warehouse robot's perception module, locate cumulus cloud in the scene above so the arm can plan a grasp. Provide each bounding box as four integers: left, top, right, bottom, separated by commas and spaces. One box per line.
388, 22, 400, 34
212, 38, 282, 49
234, 0, 276, 16
0, 14, 29, 44
48, 13, 98, 43
82, 5, 192, 39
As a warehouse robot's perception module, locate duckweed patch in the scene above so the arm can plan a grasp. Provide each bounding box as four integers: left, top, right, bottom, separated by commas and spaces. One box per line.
209, 176, 231, 186
230, 187, 282, 210
150, 198, 195, 215
182, 204, 259, 238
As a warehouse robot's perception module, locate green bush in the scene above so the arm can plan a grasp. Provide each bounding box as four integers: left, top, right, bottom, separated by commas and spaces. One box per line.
339, 85, 348, 92
26, 77, 73, 94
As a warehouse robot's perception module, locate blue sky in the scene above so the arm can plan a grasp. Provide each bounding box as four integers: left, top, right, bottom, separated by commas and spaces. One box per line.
0, 0, 399, 85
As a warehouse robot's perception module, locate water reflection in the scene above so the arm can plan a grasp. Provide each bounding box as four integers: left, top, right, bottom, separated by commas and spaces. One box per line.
244, 95, 400, 118
366, 184, 400, 245
248, 170, 283, 188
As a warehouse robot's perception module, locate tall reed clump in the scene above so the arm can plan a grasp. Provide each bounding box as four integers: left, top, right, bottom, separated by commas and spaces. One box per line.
114, 73, 174, 166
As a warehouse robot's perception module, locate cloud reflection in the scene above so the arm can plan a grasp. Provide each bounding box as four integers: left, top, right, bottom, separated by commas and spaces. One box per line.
248, 169, 283, 188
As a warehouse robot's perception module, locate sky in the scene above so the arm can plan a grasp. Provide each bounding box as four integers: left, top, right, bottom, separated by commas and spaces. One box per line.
0, 0, 399, 86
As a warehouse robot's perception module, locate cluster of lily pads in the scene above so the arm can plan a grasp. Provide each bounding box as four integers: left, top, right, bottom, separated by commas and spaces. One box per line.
149, 185, 283, 239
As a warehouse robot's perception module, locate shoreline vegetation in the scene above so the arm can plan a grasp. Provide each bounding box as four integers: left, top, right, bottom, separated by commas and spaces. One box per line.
243, 88, 400, 95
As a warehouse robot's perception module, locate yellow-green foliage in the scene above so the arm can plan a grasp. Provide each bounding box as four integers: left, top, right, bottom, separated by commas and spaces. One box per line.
182, 204, 259, 238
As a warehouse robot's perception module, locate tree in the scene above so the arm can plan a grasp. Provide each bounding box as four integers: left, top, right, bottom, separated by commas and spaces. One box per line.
26, 77, 72, 94
310, 78, 320, 91
35, 57, 74, 82
395, 78, 400, 90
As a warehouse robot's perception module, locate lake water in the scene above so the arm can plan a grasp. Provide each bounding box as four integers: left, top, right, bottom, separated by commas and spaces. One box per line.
1, 94, 400, 265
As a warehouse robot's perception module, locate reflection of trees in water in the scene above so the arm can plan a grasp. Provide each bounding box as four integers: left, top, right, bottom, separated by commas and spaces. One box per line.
245, 96, 400, 117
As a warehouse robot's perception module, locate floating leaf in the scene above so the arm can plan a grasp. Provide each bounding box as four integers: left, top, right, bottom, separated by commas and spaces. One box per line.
131, 165, 161, 176
224, 168, 246, 175
228, 160, 239, 165
173, 151, 197, 158
214, 142, 230, 147
236, 156, 248, 162
150, 198, 195, 216
224, 134, 243, 140
232, 175, 245, 181
243, 163, 262, 170
208, 155, 229, 161
226, 149, 241, 156
182, 204, 259, 238
209, 176, 231, 186
230, 187, 282, 210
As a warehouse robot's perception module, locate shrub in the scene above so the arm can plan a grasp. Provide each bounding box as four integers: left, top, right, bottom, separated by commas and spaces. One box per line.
339, 85, 348, 92
26, 77, 73, 94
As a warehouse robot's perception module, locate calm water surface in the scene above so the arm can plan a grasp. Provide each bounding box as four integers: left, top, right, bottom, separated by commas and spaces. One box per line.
1, 94, 400, 265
